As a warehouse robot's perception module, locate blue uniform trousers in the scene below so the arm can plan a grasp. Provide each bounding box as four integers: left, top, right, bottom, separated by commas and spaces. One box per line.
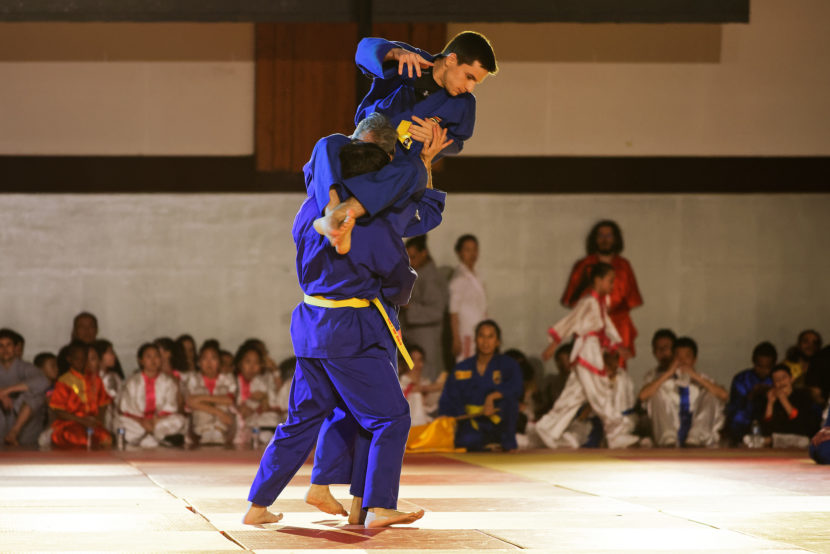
247, 353, 410, 509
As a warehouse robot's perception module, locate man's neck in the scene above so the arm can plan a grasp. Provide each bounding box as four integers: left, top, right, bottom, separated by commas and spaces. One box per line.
432, 57, 447, 89
597, 253, 616, 263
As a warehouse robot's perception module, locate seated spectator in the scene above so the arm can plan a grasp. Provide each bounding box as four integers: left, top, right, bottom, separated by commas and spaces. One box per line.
538, 342, 573, 419
809, 400, 830, 464
438, 320, 522, 452
265, 356, 296, 423
183, 339, 236, 445
503, 348, 537, 434
639, 337, 727, 447
94, 339, 125, 432
154, 337, 187, 412
399, 345, 433, 427
49, 342, 112, 449
116, 343, 186, 448
176, 334, 198, 373
753, 364, 820, 447
34, 352, 59, 448
805, 345, 830, 407
7, 328, 25, 361
784, 329, 822, 386
241, 338, 280, 375
0, 329, 51, 447
57, 312, 100, 375
724, 341, 777, 445
220, 350, 235, 375
232, 343, 274, 448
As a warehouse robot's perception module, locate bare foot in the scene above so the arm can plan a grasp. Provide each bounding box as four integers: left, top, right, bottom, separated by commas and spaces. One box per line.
304, 484, 347, 516
348, 496, 366, 525
365, 508, 425, 528
242, 503, 283, 525
334, 210, 355, 255
312, 209, 355, 255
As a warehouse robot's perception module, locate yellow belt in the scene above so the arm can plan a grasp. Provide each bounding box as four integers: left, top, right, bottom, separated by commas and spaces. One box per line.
303, 294, 414, 369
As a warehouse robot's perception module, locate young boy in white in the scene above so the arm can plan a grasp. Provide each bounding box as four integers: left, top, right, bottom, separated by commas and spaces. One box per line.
233, 344, 274, 448
535, 262, 639, 449
116, 343, 186, 448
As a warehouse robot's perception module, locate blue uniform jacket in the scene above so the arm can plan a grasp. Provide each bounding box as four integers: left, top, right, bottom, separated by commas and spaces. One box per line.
726, 369, 772, 434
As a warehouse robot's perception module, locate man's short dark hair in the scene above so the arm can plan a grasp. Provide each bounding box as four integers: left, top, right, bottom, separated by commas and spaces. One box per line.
586, 219, 624, 255
771, 363, 791, 377
752, 341, 778, 363
652, 329, 677, 349
73, 311, 98, 328
405, 235, 427, 252
0, 328, 23, 345
340, 142, 391, 180
673, 337, 698, 358
454, 234, 478, 253
442, 31, 498, 74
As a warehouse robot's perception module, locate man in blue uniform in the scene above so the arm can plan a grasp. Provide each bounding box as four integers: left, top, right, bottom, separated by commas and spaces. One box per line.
244, 122, 450, 528
313, 31, 498, 253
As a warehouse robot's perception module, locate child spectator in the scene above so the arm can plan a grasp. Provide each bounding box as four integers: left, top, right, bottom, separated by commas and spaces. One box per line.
116, 343, 186, 448
399, 345, 433, 427
176, 334, 198, 373
784, 329, 822, 386
49, 342, 112, 449
94, 339, 125, 432
183, 340, 236, 445
724, 341, 776, 445
232, 343, 272, 448
753, 364, 820, 448
535, 263, 638, 449
639, 337, 727, 447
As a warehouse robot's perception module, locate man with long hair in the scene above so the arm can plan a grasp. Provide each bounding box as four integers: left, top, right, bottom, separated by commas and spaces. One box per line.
560, 220, 643, 362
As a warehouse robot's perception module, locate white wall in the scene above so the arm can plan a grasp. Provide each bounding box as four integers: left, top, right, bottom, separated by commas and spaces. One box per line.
453, 0, 830, 156
2, 193, 827, 386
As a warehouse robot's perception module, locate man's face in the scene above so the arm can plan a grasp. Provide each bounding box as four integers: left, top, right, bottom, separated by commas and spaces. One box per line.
799, 332, 820, 358
406, 246, 428, 269
753, 355, 775, 379
673, 346, 697, 369
475, 325, 500, 357
595, 225, 616, 255
772, 369, 792, 393
442, 55, 489, 96
72, 316, 98, 344
653, 337, 674, 368
457, 239, 478, 268
0, 338, 15, 365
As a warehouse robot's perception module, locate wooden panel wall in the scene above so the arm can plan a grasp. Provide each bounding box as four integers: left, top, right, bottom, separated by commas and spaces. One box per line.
256, 22, 446, 172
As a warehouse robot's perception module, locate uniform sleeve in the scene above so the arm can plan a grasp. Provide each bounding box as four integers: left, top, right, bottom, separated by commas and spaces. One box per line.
158, 377, 180, 415
603, 306, 624, 348
438, 371, 465, 417
355, 38, 431, 79
303, 134, 351, 214
49, 381, 72, 411
438, 96, 475, 158
342, 153, 428, 217
548, 297, 599, 343
406, 264, 449, 326
402, 189, 446, 238
498, 358, 525, 402
118, 377, 142, 417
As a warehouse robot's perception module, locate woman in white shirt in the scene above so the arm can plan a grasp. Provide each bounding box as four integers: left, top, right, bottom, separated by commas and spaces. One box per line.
449, 234, 487, 362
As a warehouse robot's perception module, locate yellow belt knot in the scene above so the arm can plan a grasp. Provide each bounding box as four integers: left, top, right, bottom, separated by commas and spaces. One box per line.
464, 404, 501, 430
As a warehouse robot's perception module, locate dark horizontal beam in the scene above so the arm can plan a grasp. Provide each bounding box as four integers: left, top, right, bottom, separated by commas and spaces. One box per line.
0, 0, 749, 23
1, 155, 827, 194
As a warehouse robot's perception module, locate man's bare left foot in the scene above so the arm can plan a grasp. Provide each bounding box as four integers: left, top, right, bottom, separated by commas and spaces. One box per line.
242, 503, 283, 525
365, 508, 425, 528
348, 495, 366, 525
304, 484, 348, 516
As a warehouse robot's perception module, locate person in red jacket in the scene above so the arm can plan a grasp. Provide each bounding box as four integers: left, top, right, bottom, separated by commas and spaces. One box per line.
561, 220, 643, 362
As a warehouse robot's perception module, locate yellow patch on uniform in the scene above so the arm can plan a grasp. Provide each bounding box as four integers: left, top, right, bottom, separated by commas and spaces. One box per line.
454, 370, 473, 381
396, 120, 413, 150
492, 370, 502, 384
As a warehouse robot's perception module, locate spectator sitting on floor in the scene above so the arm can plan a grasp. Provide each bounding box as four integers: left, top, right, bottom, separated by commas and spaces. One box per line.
539, 342, 574, 419
49, 342, 112, 449
220, 349, 235, 375
724, 341, 776, 446
7, 328, 25, 361
176, 334, 198, 373
232, 342, 273, 448
0, 329, 51, 447
639, 337, 727, 447
116, 343, 186, 448
783, 329, 822, 387
399, 345, 433, 427
503, 348, 537, 435
34, 352, 59, 448
809, 399, 830, 464
752, 363, 821, 448
438, 320, 523, 452
94, 339, 125, 432
805, 345, 830, 407
183, 339, 237, 446
264, 356, 295, 425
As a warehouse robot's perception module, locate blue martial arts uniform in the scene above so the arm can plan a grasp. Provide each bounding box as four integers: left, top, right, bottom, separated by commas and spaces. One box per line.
809, 407, 830, 465
247, 174, 430, 511
725, 368, 772, 444
307, 37, 475, 219
438, 355, 524, 451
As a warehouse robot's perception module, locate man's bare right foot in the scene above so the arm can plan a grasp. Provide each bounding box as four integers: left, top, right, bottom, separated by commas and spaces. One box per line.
304, 484, 348, 516
242, 503, 283, 525
365, 508, 425, 528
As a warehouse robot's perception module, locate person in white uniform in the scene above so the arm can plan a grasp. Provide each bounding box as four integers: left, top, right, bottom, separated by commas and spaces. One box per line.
639, 336, 727, 447
535, 262, 639, 449
183, 340, 237, 445
449, 234, 487, 362
116, 343, 186, 448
